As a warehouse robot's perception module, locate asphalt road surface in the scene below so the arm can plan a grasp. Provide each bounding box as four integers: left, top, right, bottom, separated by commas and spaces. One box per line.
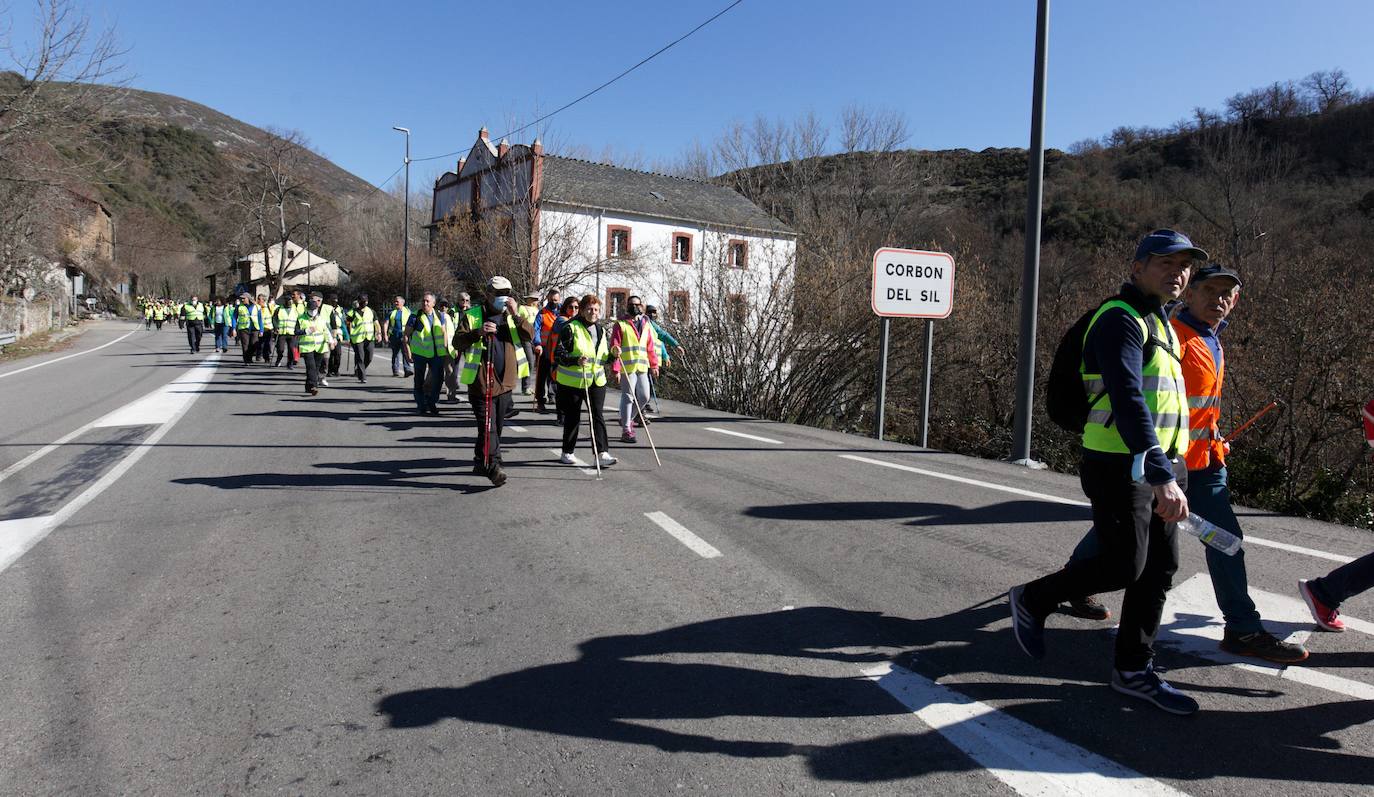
2, 319, 1372, 795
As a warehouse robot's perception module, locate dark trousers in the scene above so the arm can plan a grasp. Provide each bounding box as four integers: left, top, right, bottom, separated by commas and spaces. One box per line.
185, 321, 203, 352
154, 319, 163, 330
412, 355, 443, 411
352, 340, 374, 379
470, 387, 512, 465
1023, 455, 1185, 671
327, 342, 342, 376
557, 382, 609, 455
275, 334, 295, 366
236, 330, 258, 364
302, 350, 325, 390
535, 358, 554, 408
257, 330, 274, 361
1310, 550, 1374, 609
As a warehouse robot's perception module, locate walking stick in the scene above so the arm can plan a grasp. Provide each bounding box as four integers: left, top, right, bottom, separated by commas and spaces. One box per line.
1221, 400, 1282, 445
625, 385, 661, 467
583, 373, 603, 480
483, 335, 495, 471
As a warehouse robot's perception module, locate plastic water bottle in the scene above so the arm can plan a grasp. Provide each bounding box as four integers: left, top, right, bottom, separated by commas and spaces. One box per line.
1177, 513, 1242, 556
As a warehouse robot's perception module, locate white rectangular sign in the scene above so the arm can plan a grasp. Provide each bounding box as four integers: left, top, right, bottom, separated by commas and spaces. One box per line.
871, 248, 955, 319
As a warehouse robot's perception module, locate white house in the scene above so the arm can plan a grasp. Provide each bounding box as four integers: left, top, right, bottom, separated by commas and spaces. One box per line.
428, 128, 796, 325
206, 241, 349, 299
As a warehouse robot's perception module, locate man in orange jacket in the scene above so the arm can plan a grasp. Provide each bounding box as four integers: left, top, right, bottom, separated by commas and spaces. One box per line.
1064, 264, 1307, 664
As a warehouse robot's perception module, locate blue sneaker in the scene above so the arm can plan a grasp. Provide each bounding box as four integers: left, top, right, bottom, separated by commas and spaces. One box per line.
1111, 663, 1199, 716
1008, 585, 1045, 660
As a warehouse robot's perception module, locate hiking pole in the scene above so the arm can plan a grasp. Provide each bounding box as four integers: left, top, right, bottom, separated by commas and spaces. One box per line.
582, 374, 603, 480
1222, 400, 1283, 445
483, 335, 495, 471
625, 386, 661, 467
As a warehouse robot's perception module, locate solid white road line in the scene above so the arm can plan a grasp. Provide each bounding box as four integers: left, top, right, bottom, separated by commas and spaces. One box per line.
705, 427, 783, 445
863, 663, 1187, 796
507, 425, 528, 433
841, 454, 1360, 564
0, 355, 220, 485
840, 454, 1091, 507
547, 448, 599, 477
1159, 573, 1374, 701
0, 357, 217, 575
644, 511, 722, 559
0, 328, 138, 381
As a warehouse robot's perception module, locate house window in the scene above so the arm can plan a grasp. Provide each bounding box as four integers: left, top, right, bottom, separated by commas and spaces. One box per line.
672, 233, 692, 264
606, 288, 630, 319
728, 293, 748, 324
286, 249, 296, 259
668, 291, 690, 325
728, 240, 747, 269
607, 225, 632, 257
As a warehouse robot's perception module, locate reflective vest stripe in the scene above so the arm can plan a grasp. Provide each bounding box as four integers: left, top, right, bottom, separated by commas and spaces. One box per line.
409, 313, 447, 358
459, 314, 529, 385
1172, 318, 1227, 471
1080, 300, 1188, 457
554, 321, 608, 389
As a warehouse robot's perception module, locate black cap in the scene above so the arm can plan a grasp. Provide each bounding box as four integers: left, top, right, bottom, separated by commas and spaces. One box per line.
1190, 263, 1242, 288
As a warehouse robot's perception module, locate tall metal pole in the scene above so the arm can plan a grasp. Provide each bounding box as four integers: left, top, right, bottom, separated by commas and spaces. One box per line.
1010, 0, 1050, 464
393, 126, 411, 302
921, 320, 934, 448
298, 201, 311, 292
874, 317, 890, 440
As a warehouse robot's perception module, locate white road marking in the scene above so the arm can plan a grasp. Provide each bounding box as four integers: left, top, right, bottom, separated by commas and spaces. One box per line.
1242, 536, 1354, 564
863, 662, 1187, 796
0, 328, 138, 380
0, 357, 217, 575
93, 362, 217, 427
842, 454, 1359, 564
644, 511, 722, 559
0, 355, 220, 485
840, 454, 1090, 507
1159, 573, 1374, 700
706, 427, 783, 445
0, 516, 58, 574
548, 449, 599, 477
507, 425, 528, 433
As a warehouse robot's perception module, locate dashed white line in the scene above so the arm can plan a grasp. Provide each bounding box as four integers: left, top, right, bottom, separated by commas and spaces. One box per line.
842, 453, 1359, 564
0, 328, 138, 380
507, 425, 528, 433
863, 662, 1188, 796
645, 511, 722, 559
706, 427, 783, 445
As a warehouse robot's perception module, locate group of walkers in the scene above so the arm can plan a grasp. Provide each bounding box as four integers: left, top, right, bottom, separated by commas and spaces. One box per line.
149, 276, 683, 491
1009, 228, 1374, 717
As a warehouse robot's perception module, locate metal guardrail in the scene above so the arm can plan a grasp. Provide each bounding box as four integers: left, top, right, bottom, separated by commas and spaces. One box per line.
0, 330, 17, 350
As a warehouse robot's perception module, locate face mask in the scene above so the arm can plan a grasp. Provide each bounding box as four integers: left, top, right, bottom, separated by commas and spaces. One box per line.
491, 297, 506, 313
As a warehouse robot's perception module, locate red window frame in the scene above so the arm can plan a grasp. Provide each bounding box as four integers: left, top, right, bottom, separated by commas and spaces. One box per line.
728, 239, 748, 269
607, 225, 632, 257
671, 232, 693, 264
606, 288, 630, 319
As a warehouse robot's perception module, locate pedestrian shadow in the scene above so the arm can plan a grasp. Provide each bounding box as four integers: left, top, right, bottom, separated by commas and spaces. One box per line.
743, 500, 1090, 527
375, 604, 1374, 786
171, 458, 495, 494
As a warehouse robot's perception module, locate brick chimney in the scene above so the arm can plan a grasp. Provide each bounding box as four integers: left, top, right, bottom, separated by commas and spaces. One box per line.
478, 126, 489, 141
457, 158, 466, 173
497, 138, 510, 157
531, 138, 544, 156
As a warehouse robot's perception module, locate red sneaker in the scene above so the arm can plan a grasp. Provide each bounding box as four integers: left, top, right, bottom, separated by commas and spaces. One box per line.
1299, 579, 1345, 632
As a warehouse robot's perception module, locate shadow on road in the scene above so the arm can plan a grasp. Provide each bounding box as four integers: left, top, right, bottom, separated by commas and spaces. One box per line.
743, 500, 1090, 527
376, 605, 1374, 786
171, 457, 495, 494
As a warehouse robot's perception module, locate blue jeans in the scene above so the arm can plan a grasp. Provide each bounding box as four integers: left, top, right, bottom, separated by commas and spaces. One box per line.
214, 324, 230, 351
412, 355, 442, 410
1069, 465, 1261, 634
390, 341, 413, 376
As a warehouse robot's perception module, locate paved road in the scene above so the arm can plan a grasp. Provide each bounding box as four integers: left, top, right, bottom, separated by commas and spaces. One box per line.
1, 319, 1372, 795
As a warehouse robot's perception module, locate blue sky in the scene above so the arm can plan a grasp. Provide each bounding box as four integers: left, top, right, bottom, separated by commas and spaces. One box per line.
42, 1, 1374, 190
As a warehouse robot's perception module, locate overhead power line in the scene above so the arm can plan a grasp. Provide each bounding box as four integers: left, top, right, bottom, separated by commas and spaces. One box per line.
411, 0, 745, 165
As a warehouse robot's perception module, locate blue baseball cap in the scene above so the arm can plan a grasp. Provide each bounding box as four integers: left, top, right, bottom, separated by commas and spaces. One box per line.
1133, 229, 1209, 263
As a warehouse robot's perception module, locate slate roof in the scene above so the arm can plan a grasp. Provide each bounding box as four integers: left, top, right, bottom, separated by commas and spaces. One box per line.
538, 156, 794, 236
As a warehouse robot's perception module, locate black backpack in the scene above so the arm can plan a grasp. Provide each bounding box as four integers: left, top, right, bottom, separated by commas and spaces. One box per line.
1045, 295, 1177, 433
1045, 297, 1118, 433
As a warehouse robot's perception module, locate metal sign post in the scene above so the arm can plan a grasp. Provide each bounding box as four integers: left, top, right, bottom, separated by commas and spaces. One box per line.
870, 248, 955, 445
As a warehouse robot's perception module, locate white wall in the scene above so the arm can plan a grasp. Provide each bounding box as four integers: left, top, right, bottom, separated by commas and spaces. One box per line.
538, 204, 796, 325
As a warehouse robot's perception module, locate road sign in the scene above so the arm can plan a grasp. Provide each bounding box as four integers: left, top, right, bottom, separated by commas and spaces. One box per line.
1363, 398, 1374, 448
871, 248, 955, 318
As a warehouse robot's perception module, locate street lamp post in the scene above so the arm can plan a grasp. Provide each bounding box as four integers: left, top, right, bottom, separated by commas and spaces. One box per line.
392, 126, 411, 302
298, 201, 312, 292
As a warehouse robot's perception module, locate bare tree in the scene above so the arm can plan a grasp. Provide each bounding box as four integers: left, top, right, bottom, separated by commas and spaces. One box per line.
0, 0, 123, 294
1301, 68, 1355, 113
229, 128, 316, 298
